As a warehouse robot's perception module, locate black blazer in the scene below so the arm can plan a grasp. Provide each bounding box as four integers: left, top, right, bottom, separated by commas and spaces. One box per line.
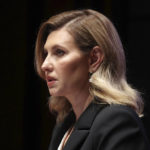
48, 102, 150, 150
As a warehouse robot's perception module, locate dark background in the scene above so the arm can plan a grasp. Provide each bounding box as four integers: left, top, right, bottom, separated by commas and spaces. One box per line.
1, 0, 150, 149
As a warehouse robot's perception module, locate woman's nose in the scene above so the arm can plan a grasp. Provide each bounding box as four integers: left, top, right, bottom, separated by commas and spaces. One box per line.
41, 58, 53, 72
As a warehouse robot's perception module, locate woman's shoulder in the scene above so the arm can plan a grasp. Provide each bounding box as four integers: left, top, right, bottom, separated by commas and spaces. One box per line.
87, 104, 150, 150
92, 104, 145, 132
97, 104, 140, 121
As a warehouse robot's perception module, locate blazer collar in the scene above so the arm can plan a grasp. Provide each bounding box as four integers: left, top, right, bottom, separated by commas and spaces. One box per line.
49, 101, 108, 150
74, 102, 108, 130
64, 102, 108, 150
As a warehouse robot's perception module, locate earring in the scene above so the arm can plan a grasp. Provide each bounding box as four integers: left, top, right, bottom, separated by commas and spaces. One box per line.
89, 71, 93, 83
89, 72, 93, 77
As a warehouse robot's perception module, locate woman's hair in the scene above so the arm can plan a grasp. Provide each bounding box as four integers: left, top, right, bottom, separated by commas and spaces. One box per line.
35, 9, 144, 122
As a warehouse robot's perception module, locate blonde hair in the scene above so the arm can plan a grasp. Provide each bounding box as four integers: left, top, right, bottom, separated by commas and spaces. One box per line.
35, 9, 144, 122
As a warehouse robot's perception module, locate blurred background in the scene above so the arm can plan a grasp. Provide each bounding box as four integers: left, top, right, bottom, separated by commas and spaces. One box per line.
1, 0, 150, 149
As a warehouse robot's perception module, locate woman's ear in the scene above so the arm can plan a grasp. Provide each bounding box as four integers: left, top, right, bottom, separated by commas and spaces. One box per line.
88, 46, 104, 73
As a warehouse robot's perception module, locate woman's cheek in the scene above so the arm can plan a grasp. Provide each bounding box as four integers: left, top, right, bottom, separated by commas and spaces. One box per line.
59, 56, 81, 74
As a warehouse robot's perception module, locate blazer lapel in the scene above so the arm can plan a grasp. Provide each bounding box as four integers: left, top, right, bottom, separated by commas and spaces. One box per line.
63, 102, 108, 150
48, 111, 76, 150
63, 130, 89, 150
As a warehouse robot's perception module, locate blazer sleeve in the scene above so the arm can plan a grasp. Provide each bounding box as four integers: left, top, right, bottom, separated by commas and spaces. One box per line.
91, 105, 150, 150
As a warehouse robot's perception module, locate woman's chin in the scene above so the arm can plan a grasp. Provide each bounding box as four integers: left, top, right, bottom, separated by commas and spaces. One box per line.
49, 89, 64, 97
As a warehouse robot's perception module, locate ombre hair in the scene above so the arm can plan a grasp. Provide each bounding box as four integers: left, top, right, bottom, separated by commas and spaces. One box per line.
35, 9, 144, 122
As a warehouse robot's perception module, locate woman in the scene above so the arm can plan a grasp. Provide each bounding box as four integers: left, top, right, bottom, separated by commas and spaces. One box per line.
35, 9, 150, 150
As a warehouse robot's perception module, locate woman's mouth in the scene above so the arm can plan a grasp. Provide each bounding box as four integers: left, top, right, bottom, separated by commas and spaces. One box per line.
46, 76, 57, 88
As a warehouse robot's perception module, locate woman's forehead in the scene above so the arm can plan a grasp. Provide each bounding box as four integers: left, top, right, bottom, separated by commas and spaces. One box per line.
44, 28, 76, 50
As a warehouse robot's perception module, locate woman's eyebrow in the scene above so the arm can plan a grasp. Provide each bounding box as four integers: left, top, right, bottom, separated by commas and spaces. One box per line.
44, 44, 67, 52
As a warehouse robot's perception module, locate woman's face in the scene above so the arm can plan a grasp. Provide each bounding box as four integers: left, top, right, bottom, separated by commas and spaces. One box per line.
41, 28, 90, 98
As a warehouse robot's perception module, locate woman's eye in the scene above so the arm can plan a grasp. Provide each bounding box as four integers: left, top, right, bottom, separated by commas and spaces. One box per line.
43, 50, 48, 58
55, 49, 65, 56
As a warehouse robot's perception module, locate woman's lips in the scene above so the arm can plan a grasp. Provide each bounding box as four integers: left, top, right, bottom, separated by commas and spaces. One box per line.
46, 76, 57, 88
47, 80, 56, 87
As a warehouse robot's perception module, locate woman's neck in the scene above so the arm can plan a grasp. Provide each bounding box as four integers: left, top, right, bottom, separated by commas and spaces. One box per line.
66, 87, 93, 120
